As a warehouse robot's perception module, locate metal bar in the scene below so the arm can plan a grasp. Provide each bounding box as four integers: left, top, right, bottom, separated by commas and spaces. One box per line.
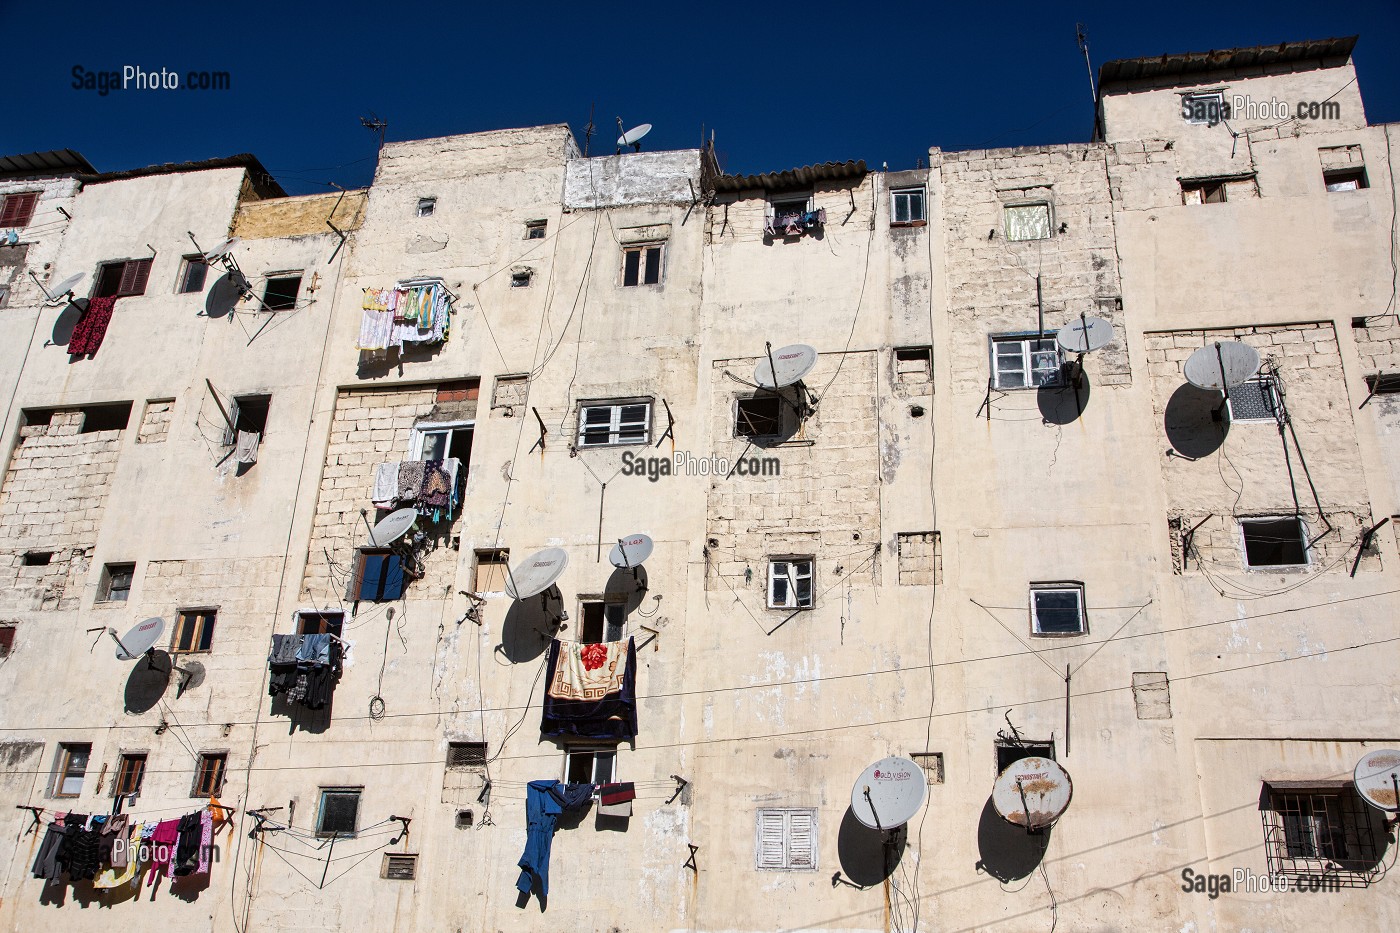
595, 483, 606, 563
1351, 517, 1390, 577
1064, 664, 1072, 758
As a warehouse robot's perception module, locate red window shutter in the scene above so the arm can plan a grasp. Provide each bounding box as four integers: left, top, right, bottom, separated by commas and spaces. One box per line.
119, 258, 152, 296
1, 193, 37, 227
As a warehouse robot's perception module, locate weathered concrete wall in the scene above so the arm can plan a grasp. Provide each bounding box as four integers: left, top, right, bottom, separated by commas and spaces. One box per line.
564, 150, 705, 209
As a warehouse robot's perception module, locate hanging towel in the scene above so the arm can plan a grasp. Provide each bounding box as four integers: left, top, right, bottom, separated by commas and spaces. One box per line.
397, 460, 426, 502
68, 295, 118, 357
372, 462, 400, 506
148, 818, 180, 881
421, 459, 452, 509
357, 308, 396, 351
235, 430, 260, 464
599, 782, 636, 806
196, 809, 214, 874
597, 799, 632, 818
547, 640, 628, 701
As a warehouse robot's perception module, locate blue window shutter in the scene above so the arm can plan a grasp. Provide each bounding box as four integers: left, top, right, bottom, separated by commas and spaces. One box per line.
358, 552, 384, 601
381, 555, 404, 601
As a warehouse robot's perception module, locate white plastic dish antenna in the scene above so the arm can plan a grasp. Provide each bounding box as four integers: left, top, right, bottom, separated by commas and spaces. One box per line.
850, 756, 927, 830
609, 533, 655, 569
1056, 316, 1114, 354
364, 508, 418, 548
1183, 341, 1261, 391
617, 123, 652, 149
992, 756, 1073, 831
112, 617, 166, 661
202, 236, 242, 262
45, 273, 85, 305
1353, 748, 1400, 813
506, 547, 570, 600
754, 344, 818, 389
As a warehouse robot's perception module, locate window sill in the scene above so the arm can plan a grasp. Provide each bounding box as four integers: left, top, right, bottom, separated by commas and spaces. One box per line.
890, 220, 927, 228
1030, 631, 1087, 638
576, 441, 650, 449
766, 605, 814, 612
93, 599, 129, 608
170, 649, 212, 656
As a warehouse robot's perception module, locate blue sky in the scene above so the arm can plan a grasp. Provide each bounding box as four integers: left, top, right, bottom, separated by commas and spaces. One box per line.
11, 1, 1400, 195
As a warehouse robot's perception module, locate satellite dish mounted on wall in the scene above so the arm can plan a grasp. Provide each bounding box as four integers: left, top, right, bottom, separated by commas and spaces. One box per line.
754, 342, 820, 419
609, 533, 654, 591
992, 756, 1073, 834
1354, 748, 1400, 815
616, 121, 652, 153
1056, 314, 1113, 355
111, 617, 167, 661
201, 236, 243, 263
37, 272, 85, 307
363, 507, 418, 549
505, 547, 569, 601
851, 756, 927, 831
1184, 340, 1262, 422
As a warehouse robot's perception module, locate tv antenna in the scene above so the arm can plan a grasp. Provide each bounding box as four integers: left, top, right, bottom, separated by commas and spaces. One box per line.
616, 119, 652, 154
1076, 24, 1096, 106
361, 112, 388, 151
583, 103, 596, 157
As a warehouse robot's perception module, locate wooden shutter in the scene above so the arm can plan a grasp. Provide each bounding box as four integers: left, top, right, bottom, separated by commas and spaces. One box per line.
1, 192, 38, 227
756, 810, 788, 869
786, 810, 816, 869
221, 398, 240, 447
118, 258, 153, 296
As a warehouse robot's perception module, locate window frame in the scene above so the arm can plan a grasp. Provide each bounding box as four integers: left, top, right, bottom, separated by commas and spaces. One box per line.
576, 399, 652, 448
525, 219, 547, 240
53, 743, 92, 798
114, 752, 147, 798
446, 741, 488, 770
563, 746, 616, 790
890, 187, 927, 226
171, 608, 218, 654
1181, 178, 1228, 205
1004, 202, 1052, 241
990, 333, 1064, 390
191, 752, 227, 798
176, 255, 209, 294
1182, 90, 1227, 125
416, 197, 436, 217
411, 419, 474, 462
755, 807, 818, 871
620, 242, 664, 287
316, 786, 363, 838
261, 273, 303, 312
1240, 516, 1310, 569
1225, 374, 1279, 424
352, 549, 405, 603
472, 548, 510, 594
1029, 583, 1087, 636
1260, 782, 1383, 885
99, 562, 135, 603
0, 191, 39, 228
769, 193, 813, 223
1323, 168, 1368, 192
295, 610, 344, 636
93, 258, 153, 298
767, 558, 814, 610
734, 394, 788, 440
995, 739, 1055, 774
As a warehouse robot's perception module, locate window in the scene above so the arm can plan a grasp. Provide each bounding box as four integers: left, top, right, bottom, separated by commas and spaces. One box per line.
53, 743, 91, 798
262, 274, 302, 311
756, 808, 817, 871
910, 752, 945, 785
455, 810, 474, 829
1241, 517, 1308, 568
192, 753, 226, 797
894, 346, 933, 384
177, 255, 208, 294
80, 403, 133, 433
1182, 179, 1227, 205
577, 400, 651, 447
1030, 583, 1086, 636
891, 187, 926, 225
735, 395, 785, 439
295, 611, 344, 636
99, 563, 135, 602
381, 853, 418, 880
417, 197, 436, 217
991, 334, 1062, 389
510, 270, 531, 288
768, 559, 813, 610
0, 191, 38, 228
93, 258, 153, 298
1261, 783, 1383, 884
525, 220, 547, 239
353, 550, 405, 602
579, 599, 624, 644
412, 421, 473, 464
1182, 91, 1226, 124
621, 243, 663, 287
446, 741, 488, 770
472, 549, 509, 593
1005, 203, 1051, 241
0, 285, 9, 308
221, 395, 270, 447
1324, 168, 1368, 192
316, 787, 361, 837
22, 551, 52, 567
995, 739, 1053, 773
172, 609, 216, 654
0, 626, 13, 658
114, 753, 146, 798
565, 746, 616, 786
1226, 375, 1278, 423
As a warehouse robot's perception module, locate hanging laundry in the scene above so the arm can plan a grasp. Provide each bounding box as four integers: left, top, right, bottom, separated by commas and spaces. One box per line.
540, 638, 638, 740
68, 296, 118, 357
148, 818, 180, 881
93, 819, 145, 889
235, 430, 260, 465
421, 459, 452, 509
96, 813, 128, 868
397, 460, 427, 501
61, 814, 101, 881
371, 461, 401, 508
516, 779, 595, 904
173, 812, 203, 876
195, 809, 214, 874
31, 822, 67, 883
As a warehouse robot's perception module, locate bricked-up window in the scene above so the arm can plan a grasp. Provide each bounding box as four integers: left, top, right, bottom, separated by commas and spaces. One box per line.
768, 558, 813, 609
621, 243, 663, 287
472, 549, 509, 594
756, 808, 817, 871
1030, 583, 1086, 636
0, 191, 39, 227
0, 626, 15, 658
296, 611, 344, 636
99, 563, 135, 602
446, 741, 488, 770
491, 375, 528, 410
317, 787, 362, 837
262, 274, 302, 311
381, 853, 418, 880
890, 187, 926, 225
1261, 782, 1384, 885
1005, 203, 1051, 240
172, 609, 217, 654
910, 752, 945, 784
894, 346, 933, 384
177, 255, 208, 294
1226, 375, 1279, 424
577, 400, 651, 447
1324, 168, 1368, 192
525, 219, 547, 239
1181, 179, 1228, 205
1242, 517, 1308, 568
1131, 672, 1172, 720
991, 334, 1062, 389
53, 743, 91, 798
192, 752, 226, 797
114, 753, 147, 797
94, 258, 153, 298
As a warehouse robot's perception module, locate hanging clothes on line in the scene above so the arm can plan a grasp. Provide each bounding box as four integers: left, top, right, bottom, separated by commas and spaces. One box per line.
357, 282, 451, 354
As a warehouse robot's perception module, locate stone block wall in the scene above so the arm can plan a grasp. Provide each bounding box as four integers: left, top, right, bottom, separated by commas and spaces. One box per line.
137, 399, 174, 444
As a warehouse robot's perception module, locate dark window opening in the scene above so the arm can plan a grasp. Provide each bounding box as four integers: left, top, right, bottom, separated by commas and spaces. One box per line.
473, 549, 509, 593
1242, 518, 1308, 567
1262, 783, 1384, 885
417, 197, 436, 217
317, 788, 361, 837
1182, 180, 1227, 204
94, 258, 152, 298
1324, 168, 1368, 192
296, 611, 344, 636
894, 346, 933, 383
173, 609, 217, 653
262, 275, 302, 311
510, 271, 531, 288
0, 626, 15, 658
21, 408, 54, 428
0, 192, 38, 228
735, 395, 784, 439
233, 395, 270, 435
22, 551, 52, 567
565, 747, 615, 786
1030, 584, 1086, 635
995, 740, 1054, 773
101, 563, 135, 602
192, 753, 226, 797
80, 402, 133, 433
622, 244, 663, 287
178, 256, 209, 294
579, 600, 624, 644
525, 220, 547, 239
455, 810, 474, 829
447, 741, 488, 769
115, 753, 146, 797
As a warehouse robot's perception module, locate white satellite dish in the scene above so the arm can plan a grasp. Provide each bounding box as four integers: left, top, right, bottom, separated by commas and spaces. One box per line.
45, 273, 85, 305
364, 507, 418, 548
202, 237, 242, 262
617, 124, 652, 150
1353, 748, 1400, 813
609, 534, 654, 570
850, 756, 927, 830
112, 617, 167, 661
992, 756, 1073, 831
1184, 341, 1261, 392
755, 344, 818, 389
506, 547, 569, 600
1056, 316, 1114, 354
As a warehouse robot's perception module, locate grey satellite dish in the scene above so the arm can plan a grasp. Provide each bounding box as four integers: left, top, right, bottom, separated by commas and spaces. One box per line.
609, 534, 654, 570
506, 547, 569, 600
992, 757, 1073, 831
1184, 341, 1261, 392
202, 237, 242, 262
112, 617, 167, 661
1056, 316, 1114, 354
754, 344, 818, 389
365, 507, 418, 548
1353, 748, 1400, 813
850, 756, 927, 830
45, 273, 85, 305
617, 124, 652, 150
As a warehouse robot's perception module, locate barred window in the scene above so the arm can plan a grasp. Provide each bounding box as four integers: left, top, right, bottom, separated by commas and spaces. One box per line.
1260, 782, 1385, 886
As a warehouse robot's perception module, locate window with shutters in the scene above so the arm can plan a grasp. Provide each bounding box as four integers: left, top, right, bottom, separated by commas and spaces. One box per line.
0, 191, 38, 228
93, 258, 153, 298
755, 808, 817, 871
621, 242, 663, 287
381, 853, 418, 880
577, 399, 652, 447
172, 609, 217, 654
317, 787, 362, 837
351, 549, 405, 602
114, 753, 147, 798
220, 395, 270, 448
295, 610, 343, 636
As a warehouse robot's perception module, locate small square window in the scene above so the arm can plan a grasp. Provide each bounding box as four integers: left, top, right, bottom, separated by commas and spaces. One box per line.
995, 740, 1053, 773
172, 609, 217, 654
510, 271, 531, 288
114, 753, 146, 798
93, 258, 152, 298
577, 400, 651, 447
295, 611, 343, 636
1182, 179, 1228, 205
317, 787, 361, 837
381, 853, 418, 880
192, 752, 226, 797
177, 255, 208, 294
756, 808, 817, 871
0, 626, 14, 658
622, 243, 663, 287
894, 346, 933, 384
1030, 583, 1086, 636
53, 743, 91, 798
1005, 203, 1051, 240
455, 810, 474, 829
735, 395, 785, 439
0, 191, 39, 228
564, 746, 616, 786
991, 334, 1062, 390
472, 549, 510, 594
891, 187, 926, 225
1226, 375, 1278, 423
1324, 168, 1368, 192
1242, 517, 1308, 568
222, 395, 270, 449
1261, 783, 1384, 883
100, 563, 135, 602
22, 551, 52, 567
768, 558, 813, 610
578, 599, 624, 644
447, 741, 488, 770
417, 197, 436, 217
1182, 91, 1227, 124
525, 220, 547, 239
262, 275, 302, 311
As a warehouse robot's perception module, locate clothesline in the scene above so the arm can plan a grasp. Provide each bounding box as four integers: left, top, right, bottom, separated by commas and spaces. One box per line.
17, 799, 236, 831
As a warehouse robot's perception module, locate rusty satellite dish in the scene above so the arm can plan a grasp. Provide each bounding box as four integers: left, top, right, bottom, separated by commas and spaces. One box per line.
992, 756, 1073, 832
851, 756, 927, 830
1353, 748, 1400, 813
1184, 341, 1261, 392
754, 344, 818, 389
506, 547, 569, 600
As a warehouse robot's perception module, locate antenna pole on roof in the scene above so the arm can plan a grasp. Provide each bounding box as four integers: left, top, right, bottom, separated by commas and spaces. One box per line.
1076, 23, 1096, 105
360, 113, 387, 151
583, 103, 596, 158
764, 341, 779, 390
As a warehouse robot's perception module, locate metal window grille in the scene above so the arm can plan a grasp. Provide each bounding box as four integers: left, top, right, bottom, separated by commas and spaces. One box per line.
447, 742, 487, 770
317, 789, 361, 836
1261, 785, 1383, 886
1227, 376, 1279, 423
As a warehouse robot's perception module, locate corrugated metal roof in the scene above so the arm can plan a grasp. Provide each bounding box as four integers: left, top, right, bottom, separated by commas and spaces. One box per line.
713, 159, 867, 193
1099, 36, 1356, 88
0, 149, 96, 178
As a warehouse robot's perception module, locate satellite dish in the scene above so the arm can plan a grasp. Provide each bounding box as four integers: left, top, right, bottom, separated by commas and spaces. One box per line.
1353, 748, 1400, 813
506, 547, 569, 600
1184, 341, 1261, 392
202, 237, 242, 262
992, 757, 1073, 831
617, 124, 652, 149
113, 617, 166, 661
1056, 316, 1114, 354
754, 344, 818, 389
46, 273, 84, 304
609, 534, 654, 569
364, 507, 418, 548
851, 756, 927, 830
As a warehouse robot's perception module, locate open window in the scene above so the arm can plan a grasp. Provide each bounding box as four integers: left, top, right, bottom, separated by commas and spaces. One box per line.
417, 197, 436, 217
995, 738, 1054, 773
1320, 145, 1368, 192
1181, 90, 1227, 125
93, 258, 152, 298
472, 549, 509, 594
172, 608, 217, 654
222, 395, 270, 466
262, 274, 302, 311
316, 787, 362, 837
768, 558, 813, 610
99, 562, 135, 603
525, 219, 547, 240
295, 610, 344, 636
192, 752, 227, 797
412, 421, 474, 466
114, 753, 147, 798
1324, 168, 1368, 192
177, 255, 208, 294
564, 746, 616, 787
1181, 178, 1228, 205
1241, 517, 1308, 568
52, 743, 91, 798
1029, 583, 1086, 636
578, 597, 624, 644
